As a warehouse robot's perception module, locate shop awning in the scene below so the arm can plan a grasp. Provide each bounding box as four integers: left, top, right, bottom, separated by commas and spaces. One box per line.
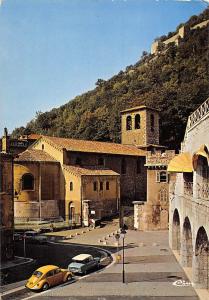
167, 152, 193, 173
193, 144, 209, 170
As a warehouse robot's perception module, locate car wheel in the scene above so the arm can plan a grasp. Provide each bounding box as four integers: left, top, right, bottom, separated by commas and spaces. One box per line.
66, 274, 72, 282
42, 283, 49, 291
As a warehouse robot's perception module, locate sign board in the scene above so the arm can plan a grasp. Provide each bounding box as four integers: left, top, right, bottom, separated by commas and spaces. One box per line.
90, 210, 95, 215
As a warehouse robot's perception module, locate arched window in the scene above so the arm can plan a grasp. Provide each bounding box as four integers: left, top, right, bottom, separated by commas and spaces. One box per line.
151, 114, 154, 132
75, 157, 82, 165
70, 182, 73, 191
135, 114, 141, 129
121, 158, 127, 174
42, 144, 44, 150
126, 116, 132, 130
98, 157, 104, 166
100, 182, 103, 191
93, 181, 97, 191
22, 173, 34, 190
106, 181, 110, 190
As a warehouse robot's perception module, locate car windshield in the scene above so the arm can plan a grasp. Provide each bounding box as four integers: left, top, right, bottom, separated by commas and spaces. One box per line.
33, 271, 43, 278
73, 260, 84, 264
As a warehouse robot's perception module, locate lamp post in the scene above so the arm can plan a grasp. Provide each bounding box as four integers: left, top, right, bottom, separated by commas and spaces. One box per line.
120, 227, 126, 283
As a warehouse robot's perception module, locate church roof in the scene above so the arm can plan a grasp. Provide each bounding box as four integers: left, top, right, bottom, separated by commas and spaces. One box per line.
42, 136, 145, 157
15, 149, 58, 163
63, 165, 120, 176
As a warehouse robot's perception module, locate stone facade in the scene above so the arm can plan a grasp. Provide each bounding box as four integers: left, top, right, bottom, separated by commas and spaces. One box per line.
0, 153, 14, 262
121, 106, 160, 146
0, 128, 40, 156
169, 98, 209, 293
14, 161, 61, 222
151, 19, 209, 55
134, 150, 176, 230
14, 129, 147, 225
13, 104, 174, 231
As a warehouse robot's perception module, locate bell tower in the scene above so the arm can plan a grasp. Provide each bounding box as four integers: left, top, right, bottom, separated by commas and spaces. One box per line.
120, 106, 160, 146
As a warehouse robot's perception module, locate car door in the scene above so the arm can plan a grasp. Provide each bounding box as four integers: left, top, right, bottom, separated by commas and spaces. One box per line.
86, 257, 94, 271
45, 270, 55, 287
53, 268, 64, 285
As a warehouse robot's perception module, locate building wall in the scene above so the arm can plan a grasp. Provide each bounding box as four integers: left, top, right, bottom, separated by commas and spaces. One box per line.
33, 138, 64, 163
63, 169, 81, 221
169, 99, 209, 292
67, 151, 147, 203
0, 153, 14, 261
135, 150, 176, 231
191, 20, 209, 30
121, 108, 159, 146
82, 175, 119, 219
14, 162, 61, 220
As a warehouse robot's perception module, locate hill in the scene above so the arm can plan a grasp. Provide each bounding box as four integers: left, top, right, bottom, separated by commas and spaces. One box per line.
12, 8, 209, 150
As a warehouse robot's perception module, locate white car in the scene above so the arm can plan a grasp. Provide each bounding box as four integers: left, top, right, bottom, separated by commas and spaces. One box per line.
68, 254, 100, 275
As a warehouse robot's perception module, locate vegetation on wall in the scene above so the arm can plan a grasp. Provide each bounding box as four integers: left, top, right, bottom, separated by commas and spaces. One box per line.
12, 9, 209, 150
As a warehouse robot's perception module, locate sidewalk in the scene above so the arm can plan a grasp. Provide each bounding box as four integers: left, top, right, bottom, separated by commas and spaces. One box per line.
34, 229, 200, 300
0, 257, 33, 271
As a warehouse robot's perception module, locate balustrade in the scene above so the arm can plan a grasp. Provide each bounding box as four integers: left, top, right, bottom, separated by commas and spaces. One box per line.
184, 181, 193, 196
197, 182, 209, 200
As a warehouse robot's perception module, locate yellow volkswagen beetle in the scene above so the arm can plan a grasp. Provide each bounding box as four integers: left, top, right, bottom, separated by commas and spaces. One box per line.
26, 265, 73, 291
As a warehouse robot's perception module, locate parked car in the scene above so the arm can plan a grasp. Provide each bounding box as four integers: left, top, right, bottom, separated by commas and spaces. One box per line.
68, 254, 100, 275
24, 231, 48, 244
25, 265, 73, 291
14, 233, 23, 241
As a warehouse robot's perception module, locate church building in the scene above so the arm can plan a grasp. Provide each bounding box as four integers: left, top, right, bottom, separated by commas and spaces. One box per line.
13, 105, 172, 227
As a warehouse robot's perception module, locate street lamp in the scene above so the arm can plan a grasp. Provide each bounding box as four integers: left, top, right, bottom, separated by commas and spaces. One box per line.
120, 227, 126, 284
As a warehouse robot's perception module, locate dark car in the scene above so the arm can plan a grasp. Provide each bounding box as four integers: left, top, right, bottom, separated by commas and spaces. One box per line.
24, 231, 48, 244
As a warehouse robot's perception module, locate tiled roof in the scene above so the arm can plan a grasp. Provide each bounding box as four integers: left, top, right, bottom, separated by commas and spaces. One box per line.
27, 134, 42, 140
63, 165, 120, 176
120, 105, 160, 114
42, 136, 145, 157
15, 149, 58, 163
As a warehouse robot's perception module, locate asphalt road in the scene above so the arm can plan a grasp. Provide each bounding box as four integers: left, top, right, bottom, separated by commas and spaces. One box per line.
1, 238, 108, 288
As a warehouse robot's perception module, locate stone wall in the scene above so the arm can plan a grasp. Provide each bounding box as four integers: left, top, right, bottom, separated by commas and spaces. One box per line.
169, 98, 209, 292
82, 175, 119, 219
68, 151, 147, 204
0, 153, 14, 261
121, 108, 159, 146
14, 161, 61, 220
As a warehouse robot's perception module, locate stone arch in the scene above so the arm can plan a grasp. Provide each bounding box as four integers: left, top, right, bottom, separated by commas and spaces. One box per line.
193, 226, 209, 289
181, 217, 193, 267
21, 173, 34, 190
126, 116, 132, 130
135, 114, 141, 129
172, 209, 180, 252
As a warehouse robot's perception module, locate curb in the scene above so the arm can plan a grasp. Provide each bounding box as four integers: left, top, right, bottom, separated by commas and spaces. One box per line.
1, 241, 114, 300
1, 286, 27, 300
0, 257, 34, 271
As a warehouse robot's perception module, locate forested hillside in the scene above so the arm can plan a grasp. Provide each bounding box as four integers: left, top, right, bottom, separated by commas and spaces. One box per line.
12, 9, 209, 150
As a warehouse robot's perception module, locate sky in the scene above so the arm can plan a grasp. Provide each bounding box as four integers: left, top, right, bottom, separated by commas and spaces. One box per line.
0, 0, 208, 134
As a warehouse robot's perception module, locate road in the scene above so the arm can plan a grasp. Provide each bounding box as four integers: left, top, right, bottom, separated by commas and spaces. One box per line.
1, 238, 110, 292
20, 231, 199, 300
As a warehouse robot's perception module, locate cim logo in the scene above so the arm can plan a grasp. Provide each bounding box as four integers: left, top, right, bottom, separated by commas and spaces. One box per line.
173, 279, 192, 287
